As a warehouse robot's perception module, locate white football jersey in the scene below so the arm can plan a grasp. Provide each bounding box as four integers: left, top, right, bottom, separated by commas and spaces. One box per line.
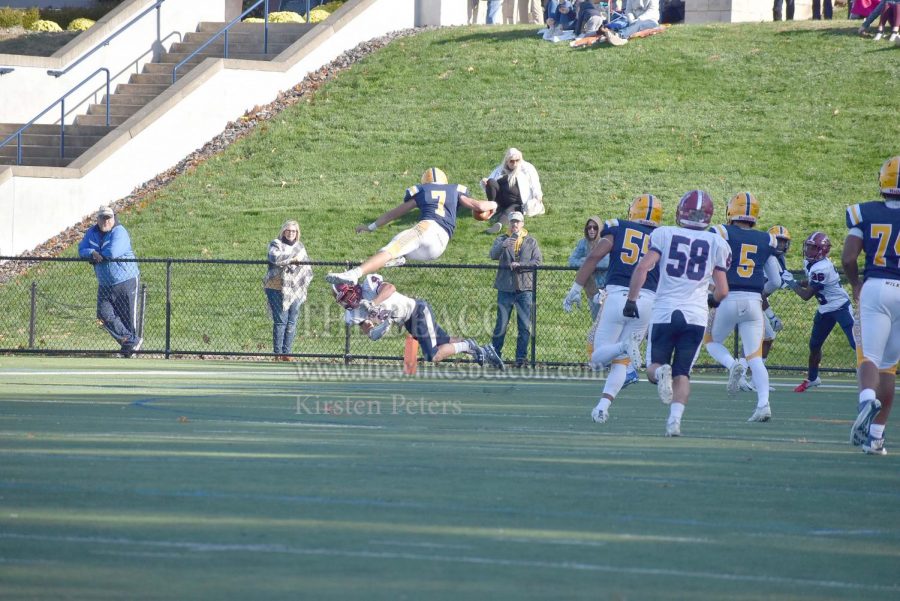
649, 226, 732, 326
804, 259, 850, 314
344, 274, 416, 326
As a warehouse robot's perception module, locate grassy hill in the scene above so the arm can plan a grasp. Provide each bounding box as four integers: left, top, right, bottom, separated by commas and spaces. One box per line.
3, 18, 899, 366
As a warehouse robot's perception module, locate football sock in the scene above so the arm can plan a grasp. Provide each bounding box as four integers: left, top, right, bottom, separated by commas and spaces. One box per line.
669, 402, 685, 421
705, 342, 734, 369
602, 363, 627, 398
748, 357, 769, 407
859, 388, 877, 404
870, 424, 885, 439
591, 340, 627, 368
595, 398, 612, 412
455, 342, 471, 355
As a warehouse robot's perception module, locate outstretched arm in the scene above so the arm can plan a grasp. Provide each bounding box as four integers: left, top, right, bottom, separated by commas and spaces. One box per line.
458, 194, 498, 214
355, 200, 417, 234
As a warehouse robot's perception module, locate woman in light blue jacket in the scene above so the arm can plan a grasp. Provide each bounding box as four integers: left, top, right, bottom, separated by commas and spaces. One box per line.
568, 216, 609, 319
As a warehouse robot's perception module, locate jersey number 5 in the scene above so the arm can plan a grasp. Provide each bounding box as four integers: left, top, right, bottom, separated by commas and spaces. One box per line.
620, 229, 650, 265
736, 244, 757, 278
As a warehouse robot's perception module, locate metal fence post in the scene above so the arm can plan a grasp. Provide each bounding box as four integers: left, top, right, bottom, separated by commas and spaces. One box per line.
530, 267, 537, 368
343, 324, 351, 366
732, 324, 739, 360
28, 281, 37, 349
165, 260, 172, 359
139, 283, 147, 339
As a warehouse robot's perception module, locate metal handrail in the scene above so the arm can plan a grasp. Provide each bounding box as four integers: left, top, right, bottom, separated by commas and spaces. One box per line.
0, 68, 110, 165
47, 0, 166, 78
173, 0, 270, 84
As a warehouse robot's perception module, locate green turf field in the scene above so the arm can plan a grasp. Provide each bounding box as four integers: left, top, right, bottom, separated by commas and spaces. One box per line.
1, 357, 897, 599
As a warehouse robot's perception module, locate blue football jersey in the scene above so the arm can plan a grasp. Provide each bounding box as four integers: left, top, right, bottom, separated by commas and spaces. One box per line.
600, 218, 659, 291
709, 224, 778, 293
846, 201, 900, 281
404, 182, 468, 238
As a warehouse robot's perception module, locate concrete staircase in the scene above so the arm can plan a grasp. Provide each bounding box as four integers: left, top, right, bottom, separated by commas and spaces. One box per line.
0, 22, 313, 167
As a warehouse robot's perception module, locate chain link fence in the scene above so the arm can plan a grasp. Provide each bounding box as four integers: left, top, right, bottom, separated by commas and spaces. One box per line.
0, 256, 858, 374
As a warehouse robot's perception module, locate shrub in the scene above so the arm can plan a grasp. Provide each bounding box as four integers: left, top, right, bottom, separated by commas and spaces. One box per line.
243, 17, 265, 23
67, 18, 96, 31
268, 11, 304, 23
306, 8, 330, 22
28, 19, 63, 32
317, 1, 345, 13
0, 7, 22, 28
22, 7, 40, 29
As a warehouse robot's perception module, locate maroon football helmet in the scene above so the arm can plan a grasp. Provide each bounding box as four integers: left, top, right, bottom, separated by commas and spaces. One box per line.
676, 190, 715, 230
333, 283, 363, 309
803, 231, 831, 262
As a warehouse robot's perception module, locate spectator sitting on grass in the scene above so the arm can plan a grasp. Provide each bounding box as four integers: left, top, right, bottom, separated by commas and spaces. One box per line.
481, 148, 545, 234
574, 0, 606, 35
872, 0, 900, 41
545, 0, 577, 32
601, 0, 660, 46
857, 0, 885, 35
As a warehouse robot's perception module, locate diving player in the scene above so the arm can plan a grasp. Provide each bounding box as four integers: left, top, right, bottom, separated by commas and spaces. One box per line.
333, 275, 505, 369
625, 190, 731, 437
562, 194, 663, 424
704, 193, 782, 422
326, 168, 497, 285
843, 155, 900, 455
786, 231, 857, 392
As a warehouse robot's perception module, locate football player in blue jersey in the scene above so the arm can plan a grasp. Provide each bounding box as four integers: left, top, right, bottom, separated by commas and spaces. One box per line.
703, 193, 783, 422
625, 190, 731, 437
843, 156, 900, 456
562, 194, 662, 424
786, 231, 857, 392
326, 168, 497, 285
760, 225, 792, 362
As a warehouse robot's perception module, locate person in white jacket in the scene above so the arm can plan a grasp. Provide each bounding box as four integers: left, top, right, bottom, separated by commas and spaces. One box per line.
603, 0, 660, 46
481, 147, 545, 234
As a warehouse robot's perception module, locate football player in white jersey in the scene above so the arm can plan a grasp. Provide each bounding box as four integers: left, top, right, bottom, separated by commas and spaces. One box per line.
326, 168, 497, 285
842, 156, 900, 455
333, 275, 504, 369
704, 193, 782, 421
625, 190, 731, 437
785, 232, 856, 392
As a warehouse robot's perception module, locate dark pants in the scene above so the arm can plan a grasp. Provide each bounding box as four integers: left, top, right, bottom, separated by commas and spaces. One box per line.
813, 0, 833, 19
649, 310, 705, 378
809, 304, 856, 351
404, 299, 451, 362
265, 288, 301, 355
773, 0, 795, 20
492, 290, 534, 365
97, 277, 139, 347
485, 177, 523, 216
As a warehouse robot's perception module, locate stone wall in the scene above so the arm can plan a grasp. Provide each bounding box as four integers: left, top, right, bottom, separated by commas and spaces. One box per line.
687, 0, 816, 23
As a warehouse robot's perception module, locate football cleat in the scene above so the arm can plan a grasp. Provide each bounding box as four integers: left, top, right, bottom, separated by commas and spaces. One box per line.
624, 332, 643, 371
675, 190, 715, 230
327, 270, 362, 286
627, 193, 663, 227
421, 167, 448, 185
738, 376, 754, 392
481, 343, 505, 370
880, 156, 900, 197
665, 417, 681, 437
851, 399, 882, 447
802, 232, 831, 262
726, 192, 760, 225
622, 366, 639, 388
748, 404, 772, 422
768, 225, 792, 255
466, 339, 485, 366
383, 256, 407, 268
591, 404, 609, 424
727, 361, 747, 395
656, 364, 674, 405
794, 377, 822, 392
332, 282, 363, 309
862, 435, 887, 455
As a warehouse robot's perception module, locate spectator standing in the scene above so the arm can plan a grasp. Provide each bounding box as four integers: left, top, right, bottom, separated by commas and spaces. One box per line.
773, 0, 795, 20
264, 220, 313, 360
812, 0, 833, 19
487, 0, 502, 23
568, 216, 610, 318
490, 212, 543, 367
603, 0, 660, 46
482, 148, 545, 234
78, 206, 142, 357
469, 0, 480, 24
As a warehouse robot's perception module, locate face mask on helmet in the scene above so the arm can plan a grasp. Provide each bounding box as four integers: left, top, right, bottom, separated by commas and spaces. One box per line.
768, 225, 791, 255
333, 283, 363, 310
803, 232, 831, 262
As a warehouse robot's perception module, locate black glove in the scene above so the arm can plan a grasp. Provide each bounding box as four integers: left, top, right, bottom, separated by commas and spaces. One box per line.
623, 299, 639, 318
89, 250, 104, 264
707, 293, 720, 308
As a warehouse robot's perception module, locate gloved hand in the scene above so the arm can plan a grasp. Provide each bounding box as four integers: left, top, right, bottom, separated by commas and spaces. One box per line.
592, 289, 607, 308
764, 307, 783, 332
707, 293, 720, 308
563, 283, 583, 313
781, 271, 799, 290
623, 299, 639, 318
89, 251, 103, 264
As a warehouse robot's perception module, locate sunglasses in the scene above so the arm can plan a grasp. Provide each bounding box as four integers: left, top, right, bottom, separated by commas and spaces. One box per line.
587, 225, 599, 230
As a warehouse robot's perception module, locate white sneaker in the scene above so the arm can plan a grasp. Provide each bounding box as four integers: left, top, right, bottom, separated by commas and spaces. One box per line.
665, 417, 681, 437
727, 361, 747, 395
748, 404, 772, 422
383, 256, 407, 268
591, 404, 609, 424
624, 332, 643, 370
485, 222, 502, 234
656, 364, 673, 405
874, 32, 883, 40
